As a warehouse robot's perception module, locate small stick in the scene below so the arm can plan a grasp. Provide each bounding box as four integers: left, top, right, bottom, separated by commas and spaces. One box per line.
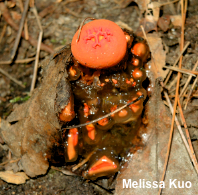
30, 7, 43, 92
10, 0, 30, 60
163, 65, 197, 77
0, 67, 25, 88
180, 60, 198, 97
164, 41, 190, 85
0, 24, 7, 45
184, 75, 198, 110
0, 57, 35, 65
72, 150, 96, 171
63, 95, 144, 130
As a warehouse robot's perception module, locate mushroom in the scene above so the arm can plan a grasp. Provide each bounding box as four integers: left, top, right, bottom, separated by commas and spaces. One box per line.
131, 42, 149, 62
83, 154, 119, 179
59, 96, 75, 122
65, 128, 78, 162
71, 19, 127, 69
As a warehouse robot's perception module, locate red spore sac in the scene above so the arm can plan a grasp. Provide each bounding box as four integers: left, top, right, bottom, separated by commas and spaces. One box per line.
71, 19, 127, 69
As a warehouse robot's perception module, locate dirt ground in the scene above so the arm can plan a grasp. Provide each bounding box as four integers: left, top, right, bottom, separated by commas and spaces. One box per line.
0, 0, 198, 194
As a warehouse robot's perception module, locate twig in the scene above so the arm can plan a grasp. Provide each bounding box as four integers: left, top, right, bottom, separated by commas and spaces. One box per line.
10, 0, 30, 60
0, 67, 25, 88
30, 7, 43, 92
0, 2, 54, 54
0, 57, 35, 65
72, 150, 96, 171
180, 60, 198, 97
163, 65, 197, 77
0, 24, 7, 45
63, 95, 144, 130
184, 76, 198, 110
164, 41, 190, 85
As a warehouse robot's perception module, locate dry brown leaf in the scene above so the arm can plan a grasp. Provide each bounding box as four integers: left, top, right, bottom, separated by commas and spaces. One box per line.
170, 15, 182, 27
157, 15, 170, 32
136, 2, 160, 36
0, 171, 29, 184
146, 33, 168, 79
0, 45, 72, 177
133, 0, 150, 13
10, 11, 21, 20
115, 81, 198, 195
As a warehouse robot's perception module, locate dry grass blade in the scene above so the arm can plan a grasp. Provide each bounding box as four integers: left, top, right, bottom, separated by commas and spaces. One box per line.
0, 67, 25, 88
180, 60, 198, 97
10, 0, 30, 60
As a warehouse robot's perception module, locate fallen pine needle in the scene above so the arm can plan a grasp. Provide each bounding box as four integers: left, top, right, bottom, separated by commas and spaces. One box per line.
180, 60, 198, 97
184, 75, 198, 110
0, 57, 35, 65
0, 67, 25, 88
163, 65, 198, 77
164, 41, 190, 86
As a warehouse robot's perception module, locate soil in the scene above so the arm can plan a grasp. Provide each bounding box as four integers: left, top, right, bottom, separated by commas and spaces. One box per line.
0, 0, 198, 194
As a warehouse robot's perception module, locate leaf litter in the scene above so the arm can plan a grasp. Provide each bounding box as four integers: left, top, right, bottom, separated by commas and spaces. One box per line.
0, 0, 198, 194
